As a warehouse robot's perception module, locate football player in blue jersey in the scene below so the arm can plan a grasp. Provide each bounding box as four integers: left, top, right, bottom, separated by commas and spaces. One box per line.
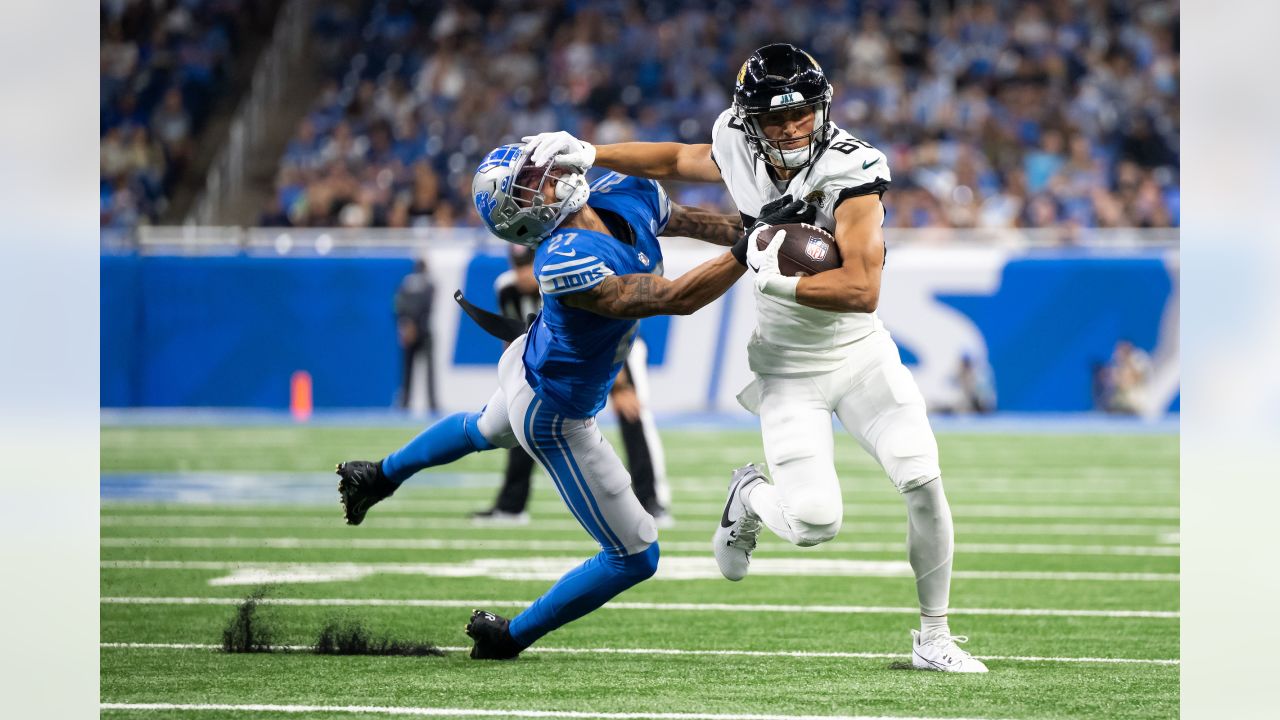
336, 142, 812, 659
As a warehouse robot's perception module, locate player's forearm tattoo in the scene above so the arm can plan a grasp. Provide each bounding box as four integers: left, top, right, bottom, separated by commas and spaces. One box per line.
609, 275, 664, 316
663, 206, 743, 246
564, 254, 745, 319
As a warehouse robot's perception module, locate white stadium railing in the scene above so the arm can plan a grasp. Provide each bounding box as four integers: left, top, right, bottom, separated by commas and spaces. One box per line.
187, 0, 316, 226
123, 226, 1178, 256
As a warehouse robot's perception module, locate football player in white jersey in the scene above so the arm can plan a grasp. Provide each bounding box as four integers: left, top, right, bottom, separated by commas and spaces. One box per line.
523, 43, 987, 672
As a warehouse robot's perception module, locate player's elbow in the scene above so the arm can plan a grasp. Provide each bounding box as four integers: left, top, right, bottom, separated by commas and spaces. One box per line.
852, 291, 879, 313
829, 292, 880, 313
838, 288, 879, 313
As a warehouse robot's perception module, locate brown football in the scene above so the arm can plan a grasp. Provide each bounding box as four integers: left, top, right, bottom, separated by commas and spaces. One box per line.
756, 222, 842, 277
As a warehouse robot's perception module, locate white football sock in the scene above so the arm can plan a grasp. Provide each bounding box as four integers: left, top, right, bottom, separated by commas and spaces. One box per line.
920, 613, 950, 637
744, 481, 801, 544
903, 476, 954, 618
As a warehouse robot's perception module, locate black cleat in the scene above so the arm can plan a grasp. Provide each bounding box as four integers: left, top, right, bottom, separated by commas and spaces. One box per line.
336, 460, 396, 526
465, 609, 524, 660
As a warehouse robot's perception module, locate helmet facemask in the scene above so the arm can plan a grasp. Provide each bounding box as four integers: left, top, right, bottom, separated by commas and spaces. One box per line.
736, 90, 833, 173
473, 144, 590, 247
732, 43, 835, 174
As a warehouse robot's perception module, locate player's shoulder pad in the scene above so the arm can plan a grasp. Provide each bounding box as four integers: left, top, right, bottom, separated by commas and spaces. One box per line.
710, 108, 745, 166
589, 172, 672, 234
814, 127, 892, 205
710, 108, 739, 145
534, 229, 617, 297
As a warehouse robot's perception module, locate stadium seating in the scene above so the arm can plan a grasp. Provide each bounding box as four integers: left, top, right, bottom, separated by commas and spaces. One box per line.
262, 0, 1179, 233
100, 0, 282, 229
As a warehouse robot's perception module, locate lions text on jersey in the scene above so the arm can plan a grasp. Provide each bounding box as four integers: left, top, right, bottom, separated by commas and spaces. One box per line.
711, 108, 891, 374
522, 173, 672, 417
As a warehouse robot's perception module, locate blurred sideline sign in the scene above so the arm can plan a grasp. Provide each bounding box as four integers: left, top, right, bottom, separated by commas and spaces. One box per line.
101, 238, 1178, 415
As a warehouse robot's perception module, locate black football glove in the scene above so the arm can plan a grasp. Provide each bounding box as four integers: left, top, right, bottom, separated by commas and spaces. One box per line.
731, 194, 818, 265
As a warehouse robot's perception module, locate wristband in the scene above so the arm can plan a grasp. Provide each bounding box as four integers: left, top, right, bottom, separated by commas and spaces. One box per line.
731, 232, 750, 265
755, 274, 799, 301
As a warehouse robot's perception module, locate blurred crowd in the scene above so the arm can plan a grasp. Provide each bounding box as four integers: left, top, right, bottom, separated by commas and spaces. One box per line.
100, 0, 281, 228
265, 0, 1178, 233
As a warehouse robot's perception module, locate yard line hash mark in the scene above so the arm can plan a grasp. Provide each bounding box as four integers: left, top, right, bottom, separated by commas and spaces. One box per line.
99, 644, 1179, 666
100, 596, 1178, 618
99, 536, 1180, 557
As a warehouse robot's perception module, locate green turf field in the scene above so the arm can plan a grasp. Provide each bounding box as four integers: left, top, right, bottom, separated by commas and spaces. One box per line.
100, 424, 1178, 720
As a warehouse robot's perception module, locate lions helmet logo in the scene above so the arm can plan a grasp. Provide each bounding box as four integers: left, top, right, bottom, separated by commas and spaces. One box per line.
805, 236, 830, 262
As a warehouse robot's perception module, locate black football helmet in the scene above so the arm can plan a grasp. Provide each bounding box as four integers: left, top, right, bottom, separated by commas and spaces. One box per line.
733, 43, 834, 173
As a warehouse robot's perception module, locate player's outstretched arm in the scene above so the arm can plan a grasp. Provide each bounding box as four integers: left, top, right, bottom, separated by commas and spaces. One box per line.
793, 194, 886, 313
561, 253, 745, 319
523, 131, 721, 183
661, 203, 743, 246
595, 143, 723, 183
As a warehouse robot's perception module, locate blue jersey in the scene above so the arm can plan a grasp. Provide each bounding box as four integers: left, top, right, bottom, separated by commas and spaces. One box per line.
522, 173, 672, 417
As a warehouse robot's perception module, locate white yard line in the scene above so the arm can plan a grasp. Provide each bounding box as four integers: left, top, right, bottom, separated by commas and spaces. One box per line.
98, 643, 1178, 667
99, 596, 1178, 619
99, 514, 1179, 538
99, 701, 1013, 719
99, 559, 1180, 582
101, 700, 989, 719
99, 536, 1180, 557
103, 499, 1179, 519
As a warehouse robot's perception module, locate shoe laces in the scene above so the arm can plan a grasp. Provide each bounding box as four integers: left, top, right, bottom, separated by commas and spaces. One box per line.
923, 631, 973, 662
728, 514, 762, 552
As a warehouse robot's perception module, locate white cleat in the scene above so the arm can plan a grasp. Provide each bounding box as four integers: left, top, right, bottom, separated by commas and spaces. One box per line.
651, 510, 676, 530
712, 464, 766, 581
470, 509, 531, 526
911, 629, 989, 673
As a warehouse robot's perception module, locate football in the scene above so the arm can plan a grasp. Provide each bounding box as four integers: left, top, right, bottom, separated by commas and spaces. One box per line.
756, 222, 842, 277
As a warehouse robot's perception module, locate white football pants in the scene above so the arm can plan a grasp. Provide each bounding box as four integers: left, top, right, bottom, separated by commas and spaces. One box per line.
476, 335, 658, 556
742, 329, 954, 615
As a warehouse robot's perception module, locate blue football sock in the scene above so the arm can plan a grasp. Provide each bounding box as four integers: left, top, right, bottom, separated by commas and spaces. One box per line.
381, 411, 495, 486
508, 543, 660, 647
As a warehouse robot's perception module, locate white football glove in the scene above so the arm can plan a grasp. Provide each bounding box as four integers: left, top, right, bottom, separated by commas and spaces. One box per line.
522, 131, 597, 172
746, 227, 800, 301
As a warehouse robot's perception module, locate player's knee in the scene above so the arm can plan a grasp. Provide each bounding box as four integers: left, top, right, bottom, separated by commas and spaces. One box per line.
903, 476, 947, 518
786, 501, 842, 547
793, 517, 841, 547
618, 543, 660, 582
464, 411, 502, 450
892, 462, 941, 493
880, 426, 940, 492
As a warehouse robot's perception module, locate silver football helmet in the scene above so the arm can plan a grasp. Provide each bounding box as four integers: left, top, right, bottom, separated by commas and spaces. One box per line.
472, 143, 590, 247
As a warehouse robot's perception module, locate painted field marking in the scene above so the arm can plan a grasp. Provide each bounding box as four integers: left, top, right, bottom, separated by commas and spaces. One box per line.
98, 644, 1179, 667
99, 596, 1178, 619
99, 559, 1181, 583
103, 498, 1179, 519
433, 500, 1182, 519
99, 514, 1179, 538
102, 700, 994, 720
99, 536, 1180, 557
100, 700, 1012, 719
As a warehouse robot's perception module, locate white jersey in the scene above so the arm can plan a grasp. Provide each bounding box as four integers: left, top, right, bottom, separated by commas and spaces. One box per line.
710, 108, 891, 374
